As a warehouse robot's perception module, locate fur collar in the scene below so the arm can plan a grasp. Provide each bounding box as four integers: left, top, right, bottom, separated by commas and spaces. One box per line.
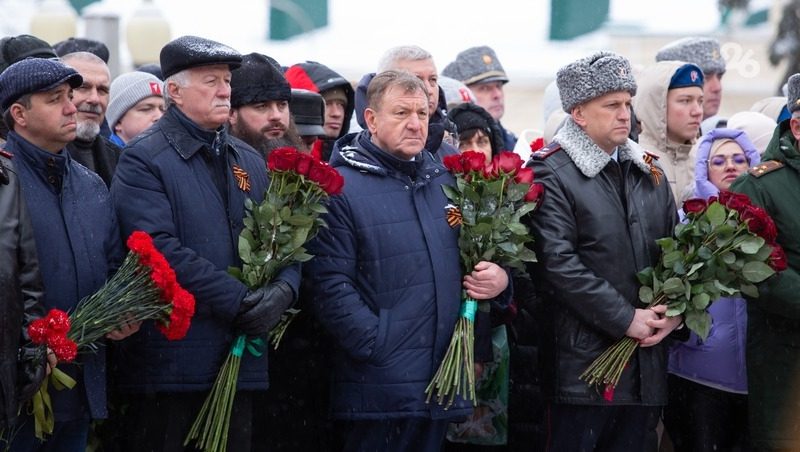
554, 117, 652, 178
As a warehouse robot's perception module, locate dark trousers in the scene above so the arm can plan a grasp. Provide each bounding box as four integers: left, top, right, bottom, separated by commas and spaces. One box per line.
9, 418, 89, 452
546, 403, 661, 452
339, 418, 450, 452
118, 391, 255, 452
664, 374, 750, 452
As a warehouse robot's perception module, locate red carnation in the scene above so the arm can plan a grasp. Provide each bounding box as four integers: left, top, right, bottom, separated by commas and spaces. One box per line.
443, 154, 464, 174
530, 137, 545, 153
682, 198, 708, 215
525, 183, 545, 203
461, 151, 486, 174
49, 335, 77, 362
268, 147, 301, 172
769, 245, 788, 272
27, 318, 48, 344
46, 309, 70, 335
514, 167, 534, 184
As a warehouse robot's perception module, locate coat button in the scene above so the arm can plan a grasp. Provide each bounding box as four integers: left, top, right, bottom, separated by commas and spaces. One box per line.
47, 158, 56, 167
404, 185, 409, 190
47, 175, 57, 185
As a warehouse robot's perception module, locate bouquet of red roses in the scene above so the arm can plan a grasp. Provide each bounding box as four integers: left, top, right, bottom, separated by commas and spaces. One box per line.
185, 147, 343, 452
425, 151, 543, 408
581, 191, 786, 399
27, 231, 195, 439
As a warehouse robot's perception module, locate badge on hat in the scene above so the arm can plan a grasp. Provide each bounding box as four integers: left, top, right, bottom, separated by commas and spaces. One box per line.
482, 54, 492, 65
149, 82, 162, 96
232, 164, 250, 192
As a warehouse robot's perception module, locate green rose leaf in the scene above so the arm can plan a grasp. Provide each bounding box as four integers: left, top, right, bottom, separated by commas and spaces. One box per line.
442, 184, 460, 202
639, 286, 654, 304
662, 277, 685, 295
705, 202, 726, 227
687, 262, 704, 277
691, 293, 711, 310
740, 282, 759, 298
739, 236, 765, 255
686, 310, 712, 341
742, 261, 776, 283
666, 302, 686, 317
662, 251, 682, 268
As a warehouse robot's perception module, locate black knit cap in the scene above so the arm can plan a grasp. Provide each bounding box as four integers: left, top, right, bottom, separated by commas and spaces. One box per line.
0, 58, 82, 110
230, 52, 291, 108
159, 35, 241, 79
446, 103, 505, 155
0, 34, 57, 73
54, 37, 110, 63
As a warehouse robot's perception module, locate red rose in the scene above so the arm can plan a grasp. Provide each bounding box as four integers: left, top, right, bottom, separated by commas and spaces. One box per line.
769, 245, 788, 272
682, 198, 708, 215
530, 137, 545, 153
719, 191, 751, 213
491, 151, 523, 177
524, 182, 545, 203
307, 160, 327, 185
461, 151, 486, 174
321, 168, 345, 195
514, 167, 534, 184
740, 205, 777, 243
267, 147, 300, 172
295, 152, 314, 176
443, 155, 464, 174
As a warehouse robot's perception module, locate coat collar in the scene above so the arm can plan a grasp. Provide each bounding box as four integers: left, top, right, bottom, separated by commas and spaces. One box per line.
554, 117, 652, 178
161, 107, 237, 161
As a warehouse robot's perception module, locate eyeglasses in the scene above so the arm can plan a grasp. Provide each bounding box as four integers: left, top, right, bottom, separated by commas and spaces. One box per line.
708, 154, 748, 168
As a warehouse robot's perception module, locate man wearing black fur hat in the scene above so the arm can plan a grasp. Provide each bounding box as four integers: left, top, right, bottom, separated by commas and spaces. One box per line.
110, 36, 300, 452
229, 52, 300, 156
523, 51, 681, 451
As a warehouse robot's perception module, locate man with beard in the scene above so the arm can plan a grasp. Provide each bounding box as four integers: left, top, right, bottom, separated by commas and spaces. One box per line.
61, 51, 121, 187
229, 52, 301, 157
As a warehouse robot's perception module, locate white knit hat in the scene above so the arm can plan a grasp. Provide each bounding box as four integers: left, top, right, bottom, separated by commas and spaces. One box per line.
107, 71, 164, 129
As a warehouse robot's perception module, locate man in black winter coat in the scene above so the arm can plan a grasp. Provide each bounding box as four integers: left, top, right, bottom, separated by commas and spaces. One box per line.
0, 151, 48, 441
524, 51, 681, 451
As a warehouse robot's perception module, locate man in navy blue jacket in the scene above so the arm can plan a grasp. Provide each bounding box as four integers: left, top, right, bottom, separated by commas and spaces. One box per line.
0, 57, 139, 451
110, 36, 300, 452
305, 70, 509, 451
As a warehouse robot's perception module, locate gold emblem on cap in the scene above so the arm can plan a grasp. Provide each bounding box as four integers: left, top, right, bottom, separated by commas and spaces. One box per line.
482, 54, 492, 65
619, 67, 627, 77
795, 99, 800, 106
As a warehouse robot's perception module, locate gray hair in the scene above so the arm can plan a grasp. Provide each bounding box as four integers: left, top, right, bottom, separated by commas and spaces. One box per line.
377, 45, 432, 72
367, 70, 428, 112
164, 69, 191, 106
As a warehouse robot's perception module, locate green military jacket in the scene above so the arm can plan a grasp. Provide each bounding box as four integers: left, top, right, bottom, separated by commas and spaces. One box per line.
730, 119, 800, 451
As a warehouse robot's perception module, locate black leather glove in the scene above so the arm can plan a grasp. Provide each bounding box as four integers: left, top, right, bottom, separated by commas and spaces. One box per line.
234, 281, 295, 336
17, 345, 46, 404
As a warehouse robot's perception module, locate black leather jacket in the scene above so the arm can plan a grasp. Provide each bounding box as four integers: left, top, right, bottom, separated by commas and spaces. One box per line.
0, 152, 46, 429
524, 119, 678, 405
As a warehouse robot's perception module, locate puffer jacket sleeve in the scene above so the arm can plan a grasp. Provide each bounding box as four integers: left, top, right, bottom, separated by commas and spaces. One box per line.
111, 146, 248, 323
304, 192, 379, 362
527, 160, 635, 339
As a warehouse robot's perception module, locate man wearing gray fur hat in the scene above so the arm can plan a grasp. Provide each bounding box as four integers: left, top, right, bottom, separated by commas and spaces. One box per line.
656, 37, 726, 123
522, 51, 681, 451
730, 73, 800, 451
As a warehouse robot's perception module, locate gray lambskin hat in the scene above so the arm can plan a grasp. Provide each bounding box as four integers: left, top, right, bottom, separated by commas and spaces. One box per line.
787, 73, 800, 113
655, 37, 726, 75
441, 46, 509, 86
556, 51, 637, 112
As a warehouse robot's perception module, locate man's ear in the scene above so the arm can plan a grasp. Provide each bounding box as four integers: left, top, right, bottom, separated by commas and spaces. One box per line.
571, 105, 586, 128
791, 116, 800, 142
229, 108, 238, 126
364, 107, 378, 134
9, 103, 26, 129
167, 81, 182, 108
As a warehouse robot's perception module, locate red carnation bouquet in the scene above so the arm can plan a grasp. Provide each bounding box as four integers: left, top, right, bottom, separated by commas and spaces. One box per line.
27, 231, 195, 439
185, 147, 343, 452
581, 191, 786, 399
425, 151, 543, 408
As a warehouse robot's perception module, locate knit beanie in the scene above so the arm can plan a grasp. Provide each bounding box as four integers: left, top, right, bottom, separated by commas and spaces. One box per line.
107, 71, 164, 128
230, 52, 291, 108
447, 102, 504, 154
557, 51, 637, 112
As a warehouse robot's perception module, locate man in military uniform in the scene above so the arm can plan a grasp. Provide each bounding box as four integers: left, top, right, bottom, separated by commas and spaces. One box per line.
730, 73, 800, 452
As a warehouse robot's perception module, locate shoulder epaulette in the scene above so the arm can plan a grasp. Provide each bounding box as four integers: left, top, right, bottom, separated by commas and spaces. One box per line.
0, 149, 12, 159
748, 160, 784, 178
531, 142, 562, 160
